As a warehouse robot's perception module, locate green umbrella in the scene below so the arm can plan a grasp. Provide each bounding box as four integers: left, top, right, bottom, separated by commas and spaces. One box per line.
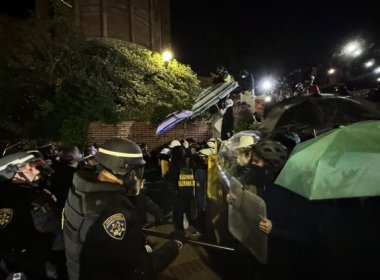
275, 120, 380, 200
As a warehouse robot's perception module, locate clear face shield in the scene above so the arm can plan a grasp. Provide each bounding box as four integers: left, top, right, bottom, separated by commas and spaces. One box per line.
11, 161, 42, 184
236, 148, 252, 166
121, 164, 145, 196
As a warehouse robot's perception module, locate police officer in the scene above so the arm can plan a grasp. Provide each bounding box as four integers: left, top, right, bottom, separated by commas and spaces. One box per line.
63, 138, 183, 280
50, 146, 83, 214
0, 151, 65, 279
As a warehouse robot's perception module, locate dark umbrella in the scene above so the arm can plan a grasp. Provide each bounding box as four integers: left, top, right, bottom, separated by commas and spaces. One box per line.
258, 94, 380, 139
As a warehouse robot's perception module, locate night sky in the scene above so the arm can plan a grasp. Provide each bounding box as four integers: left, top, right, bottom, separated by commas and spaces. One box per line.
170, 0, 380, 81
2, 1, 379, 85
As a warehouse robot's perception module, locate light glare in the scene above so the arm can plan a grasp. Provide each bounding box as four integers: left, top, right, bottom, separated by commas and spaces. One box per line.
162, 50, 173, 62
365, 59, 375, 68
344, 41, 360, 54
352, 49, 362, 57
328, 68, 336, 75
262, 80, 273, 91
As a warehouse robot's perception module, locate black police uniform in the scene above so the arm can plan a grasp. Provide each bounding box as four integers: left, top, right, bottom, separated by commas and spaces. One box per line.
64, 170, 179, 280
49, 162, 77, 214
0, 182, 64, 279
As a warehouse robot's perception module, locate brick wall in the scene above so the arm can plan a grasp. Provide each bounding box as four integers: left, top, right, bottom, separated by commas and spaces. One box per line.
88, 120, 213, 150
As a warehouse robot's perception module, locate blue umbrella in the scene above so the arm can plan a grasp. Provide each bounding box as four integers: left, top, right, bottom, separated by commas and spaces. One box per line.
156, 110, 193, 135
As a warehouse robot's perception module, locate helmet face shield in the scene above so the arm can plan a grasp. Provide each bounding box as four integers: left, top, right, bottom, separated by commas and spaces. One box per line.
236, 148, 252, 166
123, 165, 145, 196
95, 138, 147, 194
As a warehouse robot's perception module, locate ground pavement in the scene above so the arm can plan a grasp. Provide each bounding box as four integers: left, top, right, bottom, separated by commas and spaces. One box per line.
145, 223, 222, 280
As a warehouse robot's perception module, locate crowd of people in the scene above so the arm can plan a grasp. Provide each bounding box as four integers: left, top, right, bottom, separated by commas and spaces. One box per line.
0, 135, 223, 280
217, 132, 380, 280
1, 64, 380, 280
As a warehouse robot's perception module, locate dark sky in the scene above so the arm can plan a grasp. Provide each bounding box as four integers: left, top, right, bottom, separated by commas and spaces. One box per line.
170, 0, 380, 80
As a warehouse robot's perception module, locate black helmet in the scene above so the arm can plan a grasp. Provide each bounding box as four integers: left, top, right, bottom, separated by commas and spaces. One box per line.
273, 131, 301, 152
96, 138, 145, 175
255, 140, 288, 168
60, 146, 83, 163
0, 152, 36, 182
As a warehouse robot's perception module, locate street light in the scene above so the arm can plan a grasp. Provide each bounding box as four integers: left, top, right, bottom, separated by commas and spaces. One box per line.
365, 59, 375, 68
377, 77, 380, 82
261, 79, 274, 91
374, 67, 380, 74
327, 68, 336, 75
162, 50, 173, 62
343, 41, 363, 57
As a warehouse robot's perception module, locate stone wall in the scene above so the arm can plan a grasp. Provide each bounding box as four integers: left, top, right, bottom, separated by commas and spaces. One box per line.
88, 120, 213, 150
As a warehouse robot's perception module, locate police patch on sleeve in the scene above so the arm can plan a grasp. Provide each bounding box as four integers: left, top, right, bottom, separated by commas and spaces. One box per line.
0, 208, 13, 228
103, 213, 126, 240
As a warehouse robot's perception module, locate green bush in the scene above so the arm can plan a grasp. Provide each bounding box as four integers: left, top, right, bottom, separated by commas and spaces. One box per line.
0, 2, 201, 145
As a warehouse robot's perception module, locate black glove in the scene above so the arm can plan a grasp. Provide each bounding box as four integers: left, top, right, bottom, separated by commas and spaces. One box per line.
169, 229, 186, 243
154, 213, 167, 226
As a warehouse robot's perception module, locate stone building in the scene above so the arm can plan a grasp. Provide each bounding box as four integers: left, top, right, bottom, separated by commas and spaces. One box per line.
36, 0, 171, 52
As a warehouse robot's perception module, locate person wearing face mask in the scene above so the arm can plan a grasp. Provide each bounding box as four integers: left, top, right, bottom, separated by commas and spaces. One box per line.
0, 152, 64, 280
225, 135, 257, 205
63, 138, 183, 280
251, 140, 320, 280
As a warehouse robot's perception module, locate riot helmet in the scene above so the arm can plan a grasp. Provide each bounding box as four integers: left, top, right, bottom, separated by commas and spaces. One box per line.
169, 140, 181, 148
0, 152, 39, 183
273, 131, 301, 152
254, 140, 288, 169
96, 138, 146, 195
36, 142, 59, 160
60, 146, 83, 164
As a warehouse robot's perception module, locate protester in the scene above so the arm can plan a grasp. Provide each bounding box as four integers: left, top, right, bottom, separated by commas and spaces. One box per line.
303, 75, 321, 94
210, 65, 234, 84
253, 140, 319, 280
220, 98, 235, 140
169, 139, 201, 239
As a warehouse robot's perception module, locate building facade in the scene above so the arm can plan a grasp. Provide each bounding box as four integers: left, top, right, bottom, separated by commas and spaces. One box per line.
36, 0, 171, 52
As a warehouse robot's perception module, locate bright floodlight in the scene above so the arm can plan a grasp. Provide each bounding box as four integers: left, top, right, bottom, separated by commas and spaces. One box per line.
352, 49, 363, 57
374, 67, 380, 74
365, 59, 375, 68
262, 79, 274, 91
328, 68, 336, 75
264, 96, 272, 102
377, 77, 380, 82
162, 50, 173, 62
344, 41, 359, 53
343, 41, 362, 57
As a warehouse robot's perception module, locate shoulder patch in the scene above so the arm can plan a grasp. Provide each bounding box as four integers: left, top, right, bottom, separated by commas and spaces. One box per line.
0, 208, 13, 228
103, 213, 126, 240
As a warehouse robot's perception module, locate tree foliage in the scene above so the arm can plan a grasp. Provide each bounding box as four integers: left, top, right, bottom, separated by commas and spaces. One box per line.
0, 2, 201, 145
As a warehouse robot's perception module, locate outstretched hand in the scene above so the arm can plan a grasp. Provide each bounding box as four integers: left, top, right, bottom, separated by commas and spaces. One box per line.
226, 192, 237, 205
258, 216, 272, 234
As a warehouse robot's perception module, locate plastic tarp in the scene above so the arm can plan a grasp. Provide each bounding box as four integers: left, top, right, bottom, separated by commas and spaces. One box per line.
192, 82, 238, 118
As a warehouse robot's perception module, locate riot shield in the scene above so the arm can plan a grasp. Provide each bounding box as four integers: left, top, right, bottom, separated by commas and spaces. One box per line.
228, 177, 268, 264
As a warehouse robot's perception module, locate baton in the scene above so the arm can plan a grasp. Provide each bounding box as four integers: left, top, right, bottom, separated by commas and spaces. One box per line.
142, 228, 235, 252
